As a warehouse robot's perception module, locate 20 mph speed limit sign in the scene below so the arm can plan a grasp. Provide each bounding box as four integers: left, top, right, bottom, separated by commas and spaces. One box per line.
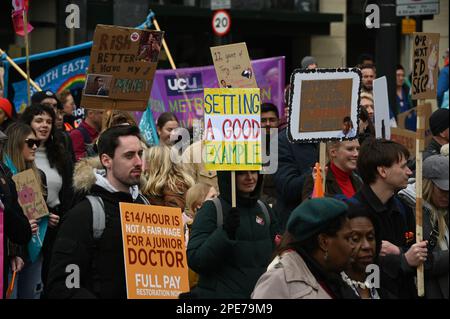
212, 10, 231, 37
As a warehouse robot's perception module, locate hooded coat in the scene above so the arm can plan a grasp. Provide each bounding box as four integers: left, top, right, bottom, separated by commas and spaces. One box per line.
187, 171, 280, 299
399, 181, 449, 299
46, 158, 148, 298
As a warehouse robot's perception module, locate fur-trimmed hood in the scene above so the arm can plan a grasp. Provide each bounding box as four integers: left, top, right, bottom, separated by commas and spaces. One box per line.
73, 156, 144, 200
73, 157, 104, 193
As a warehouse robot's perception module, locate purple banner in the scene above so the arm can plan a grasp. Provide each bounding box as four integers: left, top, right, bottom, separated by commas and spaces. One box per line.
146, 56, 285, 127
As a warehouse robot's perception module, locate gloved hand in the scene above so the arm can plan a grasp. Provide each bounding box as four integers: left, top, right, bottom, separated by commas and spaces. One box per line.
223, 207, 240, 240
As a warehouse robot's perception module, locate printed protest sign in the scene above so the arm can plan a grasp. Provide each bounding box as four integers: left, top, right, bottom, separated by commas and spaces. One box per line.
12, 169, 49, 220
412, 32, 440, 100
288, 69, 361, 142
391, 128, 416, 157
204, 88, 262, 171
81, 25, 163, 111
210, 42, 258, 89
120, 203, 189, 299
373, 76, 391, 139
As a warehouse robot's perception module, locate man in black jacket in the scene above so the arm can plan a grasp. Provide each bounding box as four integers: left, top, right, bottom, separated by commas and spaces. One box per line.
354, 138, 428, 298
46, 125, 148, 299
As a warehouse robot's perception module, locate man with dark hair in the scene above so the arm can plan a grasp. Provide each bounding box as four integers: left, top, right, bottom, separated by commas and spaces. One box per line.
354, 138, 428, 298
47, 125, 150, 299
357, 53, 375, 67
423, 108, 449, 160
360, 64, 375, 94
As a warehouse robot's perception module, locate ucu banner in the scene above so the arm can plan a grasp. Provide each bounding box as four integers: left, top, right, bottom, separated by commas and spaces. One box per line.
165, 73, 203, 96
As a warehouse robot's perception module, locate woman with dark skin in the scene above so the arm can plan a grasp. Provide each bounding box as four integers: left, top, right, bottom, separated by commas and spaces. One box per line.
341, 204, 383, 299
252, 198, 356, 299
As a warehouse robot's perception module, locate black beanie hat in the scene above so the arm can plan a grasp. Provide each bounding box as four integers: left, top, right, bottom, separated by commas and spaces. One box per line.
429, 108, 449, 136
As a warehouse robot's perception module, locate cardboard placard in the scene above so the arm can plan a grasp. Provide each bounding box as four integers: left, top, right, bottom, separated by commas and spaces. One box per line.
210, 43, 258, 89
397, 103, 433, 143
120, 203, 189, 299
12, 169, 49, 220
391, 127, 416, 158
81, 25, 164, 111
288, 68, 361, 142
412, 32, 440, 100
203, 88, 262, 171
373, 76, 391, 139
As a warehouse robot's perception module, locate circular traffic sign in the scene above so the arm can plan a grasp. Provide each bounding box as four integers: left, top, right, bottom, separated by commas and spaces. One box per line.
212, 10, 231, 37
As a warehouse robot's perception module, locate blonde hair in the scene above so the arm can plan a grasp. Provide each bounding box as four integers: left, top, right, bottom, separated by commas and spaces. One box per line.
142, 145, 195, 198
185, 182, 214, 218
360, 92, 373, 102
423, 178, 448, 244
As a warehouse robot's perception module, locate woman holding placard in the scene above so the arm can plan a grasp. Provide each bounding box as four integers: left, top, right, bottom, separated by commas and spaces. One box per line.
3, 122, 47, 298
302, 140, 362, 201
187, 171, 279, 298
20, 104, 74, 296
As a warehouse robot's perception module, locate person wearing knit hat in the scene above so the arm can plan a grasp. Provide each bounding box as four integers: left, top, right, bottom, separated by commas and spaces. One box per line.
398, 153, 449, 298
252, 198, 357, 299
301, 56, 317, 70
31, 90, 62, 110
424, 108, 449, 160
0, 97, 15, 132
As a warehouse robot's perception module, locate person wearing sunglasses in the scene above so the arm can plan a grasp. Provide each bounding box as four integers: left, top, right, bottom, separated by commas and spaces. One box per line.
3, 122, 48, 299
20, 104, 74, 297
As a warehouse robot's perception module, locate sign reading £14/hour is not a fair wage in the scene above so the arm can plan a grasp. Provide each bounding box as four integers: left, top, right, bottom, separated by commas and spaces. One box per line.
204, 88, 262, 171
120, 203, 189, 299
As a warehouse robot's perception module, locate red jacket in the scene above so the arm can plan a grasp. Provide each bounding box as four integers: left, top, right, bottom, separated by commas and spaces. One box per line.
70, 121, 98, 161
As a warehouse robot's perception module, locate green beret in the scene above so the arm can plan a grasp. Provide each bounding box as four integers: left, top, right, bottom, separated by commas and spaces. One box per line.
287, 198, 349, 242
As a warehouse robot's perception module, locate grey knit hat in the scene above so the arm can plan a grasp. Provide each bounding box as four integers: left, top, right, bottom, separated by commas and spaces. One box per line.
301, 56, 317, 69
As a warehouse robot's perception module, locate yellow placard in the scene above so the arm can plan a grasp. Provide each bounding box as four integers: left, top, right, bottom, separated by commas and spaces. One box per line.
203, 88, 262, 171
120, 203, 189, 299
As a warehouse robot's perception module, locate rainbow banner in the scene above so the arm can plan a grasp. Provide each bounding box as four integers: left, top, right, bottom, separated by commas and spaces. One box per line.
2, 41, 92, 113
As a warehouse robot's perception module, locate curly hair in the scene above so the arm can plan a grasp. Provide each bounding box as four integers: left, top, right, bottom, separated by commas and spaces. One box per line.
19, 104, 66, 175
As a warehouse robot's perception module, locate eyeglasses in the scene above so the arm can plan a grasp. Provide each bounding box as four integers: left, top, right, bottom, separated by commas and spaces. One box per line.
25, 138, 41, 148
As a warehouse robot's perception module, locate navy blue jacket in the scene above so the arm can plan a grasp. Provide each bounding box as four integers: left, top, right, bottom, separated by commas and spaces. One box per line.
273, 129, 318, 231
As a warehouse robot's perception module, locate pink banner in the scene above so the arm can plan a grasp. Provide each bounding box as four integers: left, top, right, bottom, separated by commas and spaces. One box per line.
0, 205, 4, 299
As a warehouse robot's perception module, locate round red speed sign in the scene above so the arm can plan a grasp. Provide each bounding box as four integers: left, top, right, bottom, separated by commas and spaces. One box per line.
212, 10, 231, 37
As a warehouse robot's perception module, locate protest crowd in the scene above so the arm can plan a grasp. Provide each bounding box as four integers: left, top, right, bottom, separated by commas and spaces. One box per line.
0, 6, 449, 301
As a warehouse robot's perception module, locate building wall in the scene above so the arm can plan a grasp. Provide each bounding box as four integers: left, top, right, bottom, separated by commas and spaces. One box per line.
28, 0, 57, 53
311, 0, 347, 68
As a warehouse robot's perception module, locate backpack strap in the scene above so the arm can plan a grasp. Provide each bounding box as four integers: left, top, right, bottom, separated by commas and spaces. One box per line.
77, 125, 92, 144
86, 195, 105, 239
212, 197, 223, 228
257, 200, 271, 226
138, 194, 151, 205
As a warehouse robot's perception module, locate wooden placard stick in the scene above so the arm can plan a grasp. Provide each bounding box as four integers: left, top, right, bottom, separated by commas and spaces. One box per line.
231, 171, 236, 208
415, 102, 425, 297
0, 48, 41, 92
152, 17, 176, 70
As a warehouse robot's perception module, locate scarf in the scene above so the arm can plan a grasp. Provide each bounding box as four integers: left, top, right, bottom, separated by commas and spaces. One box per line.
330, 162, 355, 198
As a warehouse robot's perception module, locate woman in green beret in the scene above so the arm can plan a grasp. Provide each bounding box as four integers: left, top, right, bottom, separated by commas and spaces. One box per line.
251, 198, 356, 299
